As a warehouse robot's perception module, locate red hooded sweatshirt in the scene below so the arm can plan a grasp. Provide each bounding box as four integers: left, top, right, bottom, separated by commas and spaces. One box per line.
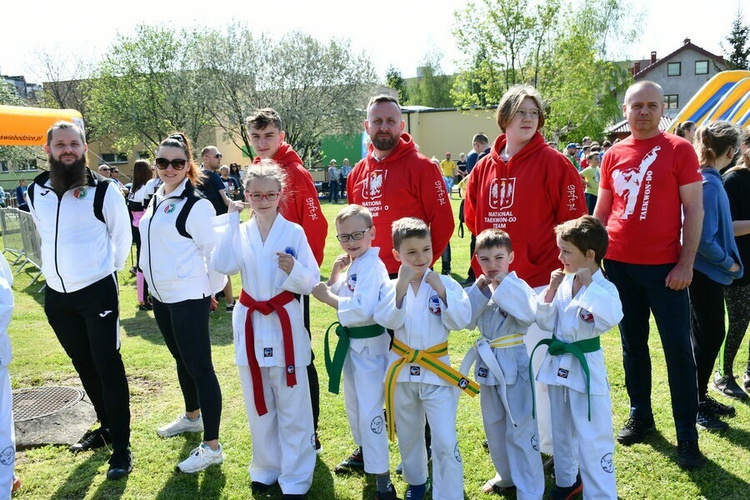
347, 133, 455, 274
464, 132, 587, 288
254, 142, 328, 265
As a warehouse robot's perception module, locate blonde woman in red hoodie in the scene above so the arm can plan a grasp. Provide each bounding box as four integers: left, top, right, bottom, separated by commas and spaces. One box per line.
464, 84, 587, 491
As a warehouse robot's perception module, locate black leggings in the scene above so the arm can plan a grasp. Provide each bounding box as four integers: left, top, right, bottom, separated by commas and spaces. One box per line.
689, 269, 727, 400
721, 283, 750, 376
152, 296, 222, 441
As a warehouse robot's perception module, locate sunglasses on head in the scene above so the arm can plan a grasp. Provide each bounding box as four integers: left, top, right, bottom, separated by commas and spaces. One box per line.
155, 158, 188, 170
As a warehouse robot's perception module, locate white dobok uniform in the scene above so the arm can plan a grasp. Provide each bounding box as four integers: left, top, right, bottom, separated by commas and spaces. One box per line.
213, 212, 319, 496
462, 272, 544, 499
374, 274, 471, 500
535, 270, 623, 500
0, 255, 14, 499
330, 247, 391, 474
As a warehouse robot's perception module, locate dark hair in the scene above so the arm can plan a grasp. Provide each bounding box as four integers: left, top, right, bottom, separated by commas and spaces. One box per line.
46, 120, 86, 146
496, 85, 546, 132
475, 228, 512, 253
472, 133, 489, 146
246, 108, 283, 132
131, 160, 152, 192
392, 217, 430, 250
367, 94, 400, 110
158, 133, 201, 186
554, 215, 609, 265
694, 121, 739, 166
675, 121, 696, 138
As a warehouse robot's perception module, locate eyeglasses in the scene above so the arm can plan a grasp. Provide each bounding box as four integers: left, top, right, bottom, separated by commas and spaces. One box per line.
515, 108, 540, 119
246, 191, 280, 201
155, 158, 188, 170
335, 228, 371, 243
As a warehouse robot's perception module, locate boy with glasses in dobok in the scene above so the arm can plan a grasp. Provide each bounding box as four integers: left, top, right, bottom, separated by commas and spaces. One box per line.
311, 204, 398, 499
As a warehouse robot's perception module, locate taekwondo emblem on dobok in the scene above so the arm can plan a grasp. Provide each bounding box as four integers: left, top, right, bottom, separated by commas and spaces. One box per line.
347, 274, 357, 292
362, 170, 384, 199
428, 294, 442, 316
489, 178, 515, 210
612, 146, 661, 220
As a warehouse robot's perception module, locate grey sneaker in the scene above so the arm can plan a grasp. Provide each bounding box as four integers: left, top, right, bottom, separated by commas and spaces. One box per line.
157, 414, 204, 437
712, 372, 748, 400
177, 443, 224, 473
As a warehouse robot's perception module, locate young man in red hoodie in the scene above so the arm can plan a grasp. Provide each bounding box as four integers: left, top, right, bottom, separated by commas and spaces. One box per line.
347, 95, 454, 276
246, 108, 328, 451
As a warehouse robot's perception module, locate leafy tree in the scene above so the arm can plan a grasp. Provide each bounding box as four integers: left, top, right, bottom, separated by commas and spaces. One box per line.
405, 52, 455, 108
385, 66, 409, 104
723, 9, 750, 70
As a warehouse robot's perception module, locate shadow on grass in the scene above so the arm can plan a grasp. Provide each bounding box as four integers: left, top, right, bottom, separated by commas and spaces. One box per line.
312, 455, 335, 498
154, 436, 226, 499
119, 308, 233, 347
15, 267, 46, 306
49, 448, 109, 499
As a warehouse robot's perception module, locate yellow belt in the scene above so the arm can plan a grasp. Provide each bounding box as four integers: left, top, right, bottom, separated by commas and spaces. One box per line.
489, 333, 524, 349
385, 338, 480, 441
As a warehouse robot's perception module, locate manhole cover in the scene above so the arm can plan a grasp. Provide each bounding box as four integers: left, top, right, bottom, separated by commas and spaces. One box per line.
12, 386, 85, 422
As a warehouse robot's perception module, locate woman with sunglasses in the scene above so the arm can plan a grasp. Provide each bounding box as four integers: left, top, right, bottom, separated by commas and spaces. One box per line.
212, 160, 319, 498
139, 133, 228, 473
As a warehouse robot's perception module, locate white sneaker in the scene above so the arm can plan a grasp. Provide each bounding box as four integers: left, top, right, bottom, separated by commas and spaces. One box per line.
156, 414, 204, 437
177, 443, 224, 473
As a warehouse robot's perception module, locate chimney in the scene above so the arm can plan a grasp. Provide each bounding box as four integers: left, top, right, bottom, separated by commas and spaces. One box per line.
650, 51, 657, 64
633, 62, 641, 74
684, 38, 691, 45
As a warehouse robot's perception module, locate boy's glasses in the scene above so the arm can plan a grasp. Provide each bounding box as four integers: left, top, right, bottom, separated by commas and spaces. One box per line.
155, 158, 188, 170
336, 228, 370, 243
246, 191, 280, 201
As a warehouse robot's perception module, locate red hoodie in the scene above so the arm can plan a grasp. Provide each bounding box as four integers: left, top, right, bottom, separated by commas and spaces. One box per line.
347, 133, 454, 274
254, 142, 328, 265
464, 132, 587, 288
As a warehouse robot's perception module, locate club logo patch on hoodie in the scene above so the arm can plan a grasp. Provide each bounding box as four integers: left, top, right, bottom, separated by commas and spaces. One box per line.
73, 187, 88, 199
428, 294, 441, 316
489, 178, 515, 210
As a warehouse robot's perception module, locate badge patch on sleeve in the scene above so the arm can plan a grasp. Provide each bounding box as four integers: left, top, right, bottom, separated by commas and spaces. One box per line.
557, 368, 569, 379
478, 367, 488, 378
263, 347, 273, 357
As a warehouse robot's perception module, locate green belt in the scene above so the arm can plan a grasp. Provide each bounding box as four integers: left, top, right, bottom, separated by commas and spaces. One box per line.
529, 336, 601, 421
324, 321, 385, 394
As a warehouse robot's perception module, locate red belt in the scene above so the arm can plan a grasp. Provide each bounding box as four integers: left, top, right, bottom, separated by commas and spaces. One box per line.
239, 289, 297, 416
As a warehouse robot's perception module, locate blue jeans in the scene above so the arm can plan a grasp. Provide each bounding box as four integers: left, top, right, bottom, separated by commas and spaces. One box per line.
604, 260, 698, 441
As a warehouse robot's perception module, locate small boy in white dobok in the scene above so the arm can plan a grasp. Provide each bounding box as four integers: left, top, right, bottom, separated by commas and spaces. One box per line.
311, 204, 397, 499
531, 215, 623, 499
460, 228, 544, 498
374, 217, 476, 500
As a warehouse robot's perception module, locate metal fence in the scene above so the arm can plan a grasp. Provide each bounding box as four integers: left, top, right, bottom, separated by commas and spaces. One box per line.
0, 207, 44, 289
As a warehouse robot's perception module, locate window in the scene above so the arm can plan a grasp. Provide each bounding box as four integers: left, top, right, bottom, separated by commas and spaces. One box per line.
667, 62, 681, 76
137, 151, 150, 159
664, 94, 679, 109
102, 153, 128, 164
0, 161, 7, 173
695, 60, 709, 75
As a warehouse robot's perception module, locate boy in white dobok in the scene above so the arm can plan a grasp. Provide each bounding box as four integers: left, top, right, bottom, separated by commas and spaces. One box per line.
374, 217, 476, 500
531, 216, 622, 499
460, 229, 544, 499
311, 205, 397, 500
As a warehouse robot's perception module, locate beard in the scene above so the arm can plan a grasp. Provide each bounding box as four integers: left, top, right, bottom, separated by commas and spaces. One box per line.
48, 155, 88, 193
370, 131, 399, 152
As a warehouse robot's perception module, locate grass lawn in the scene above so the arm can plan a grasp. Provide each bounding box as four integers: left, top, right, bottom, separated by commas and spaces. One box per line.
8, 197, 750, 499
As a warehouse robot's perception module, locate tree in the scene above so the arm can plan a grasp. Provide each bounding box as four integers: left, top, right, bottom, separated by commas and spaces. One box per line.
0, 82, 45, 172
723, 9, 750, 70
385, 66, 409, 104
405, 52, 455, 108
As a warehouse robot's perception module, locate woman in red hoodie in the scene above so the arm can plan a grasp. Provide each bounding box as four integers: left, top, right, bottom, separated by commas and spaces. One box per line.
464, 84, 586, 491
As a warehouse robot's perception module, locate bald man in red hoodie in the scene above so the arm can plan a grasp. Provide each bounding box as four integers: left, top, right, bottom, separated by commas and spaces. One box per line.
347, 95, 454, 276
247, 108, 328, 451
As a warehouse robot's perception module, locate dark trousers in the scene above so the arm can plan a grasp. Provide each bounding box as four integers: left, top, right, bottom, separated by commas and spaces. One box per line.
604, 260, 699, 441
328, 181, 339, 203
689, 270, 727, 399
441, 244, 451, 273
45, 274, 131, 451
722, 283, 750, 375
303, 294, 320, 431
152, 296, 222, 441
585, 193, 597, 215
466, 234, 477, 281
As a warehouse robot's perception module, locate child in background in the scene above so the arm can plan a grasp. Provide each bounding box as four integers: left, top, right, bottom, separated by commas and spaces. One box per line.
311, 204, 397, 499
212, 160, 319, 499
460, 228, 544, 498
0, 254, 20, 496
532, 215, 623, 499
579, 152, 601, 215
374, 217, 476, 500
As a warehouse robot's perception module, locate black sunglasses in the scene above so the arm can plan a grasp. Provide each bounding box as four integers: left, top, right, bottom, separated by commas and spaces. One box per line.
155, 158, 188, 170
215, 153, 222, 158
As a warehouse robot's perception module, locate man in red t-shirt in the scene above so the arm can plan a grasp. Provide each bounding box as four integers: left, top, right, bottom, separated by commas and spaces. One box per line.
246, 108, 328, 450
594, 80, 704, 470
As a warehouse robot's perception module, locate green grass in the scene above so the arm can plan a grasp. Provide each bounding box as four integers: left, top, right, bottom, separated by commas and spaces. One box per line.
8, 198, 750, 499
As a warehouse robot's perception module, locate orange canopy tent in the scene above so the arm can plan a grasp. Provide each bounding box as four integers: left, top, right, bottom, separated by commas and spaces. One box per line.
0, 105, 84, 146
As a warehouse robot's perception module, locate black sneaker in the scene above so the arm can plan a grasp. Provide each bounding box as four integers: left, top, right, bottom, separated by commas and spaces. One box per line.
696, 402, 729, 432
251, 481, 273, 493
703, 395, 736, 417
69, 428, 110, 453
374, 483, 400, 500
676, 440, 705, 470
549, 473, 582, 500
712, 372, 748, 400
616, 416, 655, 445
314, 433, 322, 454
743, 372, 750, 392
106, 449, 132, 480
334, 447, 364, 474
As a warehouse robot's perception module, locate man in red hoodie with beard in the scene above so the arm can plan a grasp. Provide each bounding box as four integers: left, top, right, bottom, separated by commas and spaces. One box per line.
347, 95, 454, 276
246, 108, 328, 451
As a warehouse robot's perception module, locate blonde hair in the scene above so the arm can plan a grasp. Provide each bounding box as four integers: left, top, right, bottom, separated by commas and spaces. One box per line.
243, 159, 287, 192
335, 204, 373, 227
